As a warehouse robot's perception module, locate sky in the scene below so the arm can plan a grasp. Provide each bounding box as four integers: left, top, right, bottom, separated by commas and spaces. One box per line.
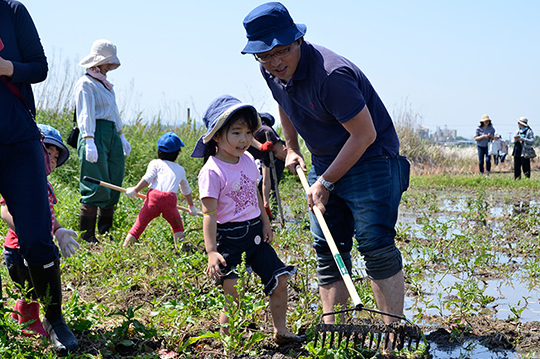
23, 0, 540, 141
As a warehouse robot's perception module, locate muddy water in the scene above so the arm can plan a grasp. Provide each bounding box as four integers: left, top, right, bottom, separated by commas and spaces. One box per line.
396, 191, 540, 358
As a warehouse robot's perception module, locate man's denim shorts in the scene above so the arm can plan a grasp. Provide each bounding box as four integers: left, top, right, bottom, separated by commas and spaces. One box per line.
309, 155, 405, 284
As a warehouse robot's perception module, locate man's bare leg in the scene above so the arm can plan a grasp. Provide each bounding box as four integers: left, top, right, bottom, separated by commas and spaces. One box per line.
370, 270, 404, 324
319, 280, 349, 324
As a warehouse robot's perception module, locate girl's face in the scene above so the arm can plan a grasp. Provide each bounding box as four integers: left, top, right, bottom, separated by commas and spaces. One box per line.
214, 117, 253, 163
46, 145, 60, 171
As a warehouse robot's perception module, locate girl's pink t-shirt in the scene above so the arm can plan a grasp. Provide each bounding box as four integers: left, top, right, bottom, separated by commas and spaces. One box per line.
198, 153, 261, 224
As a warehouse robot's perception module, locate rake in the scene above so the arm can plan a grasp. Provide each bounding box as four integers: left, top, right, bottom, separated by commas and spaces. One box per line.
296, 166, 426, 353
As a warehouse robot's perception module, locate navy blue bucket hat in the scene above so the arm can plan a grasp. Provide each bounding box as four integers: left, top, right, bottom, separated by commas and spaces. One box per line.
37, 124, 70, 167
158, 132, 184, 153
191, 95, 260, 158
242, 2, 306, 54
259, 112, 275, 127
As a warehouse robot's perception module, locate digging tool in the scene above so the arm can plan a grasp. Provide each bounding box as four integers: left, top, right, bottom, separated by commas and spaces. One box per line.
265, 132, 285, 226
83, 176, 202, 217
295, 166, 425, 352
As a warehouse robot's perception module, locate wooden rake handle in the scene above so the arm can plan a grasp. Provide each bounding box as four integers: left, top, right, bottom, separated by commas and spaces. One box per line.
83, 176, 202, 216
295, 166, 362, 307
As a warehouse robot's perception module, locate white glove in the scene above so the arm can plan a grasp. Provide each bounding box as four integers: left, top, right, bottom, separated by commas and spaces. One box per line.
55, 228, 80, 258
189, 205, 199, 217
125, 187, 137, 198
119, 133, 132, 156
85, 138, 98, 163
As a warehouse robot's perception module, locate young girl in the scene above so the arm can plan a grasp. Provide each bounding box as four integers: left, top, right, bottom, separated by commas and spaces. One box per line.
191, 95, 303, 345
123, 132, 199, 249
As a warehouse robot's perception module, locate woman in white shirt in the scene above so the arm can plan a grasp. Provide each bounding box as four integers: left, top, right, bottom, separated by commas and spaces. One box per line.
74, 39, 131, 243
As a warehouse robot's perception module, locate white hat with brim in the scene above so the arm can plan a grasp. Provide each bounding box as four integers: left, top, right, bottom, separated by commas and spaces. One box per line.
518, 117, 528, 127
79, 39, 121, 69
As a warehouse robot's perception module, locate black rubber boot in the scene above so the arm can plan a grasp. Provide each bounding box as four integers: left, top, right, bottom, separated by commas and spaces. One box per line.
28, 259, 78, 355
80, 204, 98, 243
97, 206, 114, 235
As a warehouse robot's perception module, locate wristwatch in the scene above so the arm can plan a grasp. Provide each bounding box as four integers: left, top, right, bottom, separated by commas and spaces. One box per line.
317, 176, 335, 192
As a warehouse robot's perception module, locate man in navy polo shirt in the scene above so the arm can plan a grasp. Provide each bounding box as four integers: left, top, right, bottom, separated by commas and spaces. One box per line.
242, 2, 409, 325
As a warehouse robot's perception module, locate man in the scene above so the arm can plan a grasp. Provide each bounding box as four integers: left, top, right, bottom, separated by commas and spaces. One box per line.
0, 0, 78, 353
242, 2, 409, 324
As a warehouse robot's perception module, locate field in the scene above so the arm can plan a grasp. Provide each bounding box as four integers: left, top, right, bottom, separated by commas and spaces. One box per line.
1, 110, 540, 359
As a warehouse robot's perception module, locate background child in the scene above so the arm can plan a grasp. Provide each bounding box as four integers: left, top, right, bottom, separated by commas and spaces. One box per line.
0, 124, 80, 337
191, 95, 304, 345
123, 132, 199, 249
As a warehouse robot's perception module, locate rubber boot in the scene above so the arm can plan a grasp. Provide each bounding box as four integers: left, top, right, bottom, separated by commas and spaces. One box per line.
11, 298, 22, 322
28, 259, 78, 354
80, 204, 98, 243
97, 206, 114, 235
15, 299, 49, 337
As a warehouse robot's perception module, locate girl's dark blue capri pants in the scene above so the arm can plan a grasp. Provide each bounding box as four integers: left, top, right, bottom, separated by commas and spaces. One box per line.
216, 217, 296, 295
0, 140, 59, 266
309, 155, 405, 285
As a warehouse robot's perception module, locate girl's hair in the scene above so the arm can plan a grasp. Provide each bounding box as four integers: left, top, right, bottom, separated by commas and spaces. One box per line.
203, 107, 258, 163
158, 149, 180, 162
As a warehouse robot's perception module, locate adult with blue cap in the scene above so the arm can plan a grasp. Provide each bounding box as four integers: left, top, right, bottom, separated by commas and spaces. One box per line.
123, 132, 199, 248
0, 0, 78, 353
242, 2, 410, 326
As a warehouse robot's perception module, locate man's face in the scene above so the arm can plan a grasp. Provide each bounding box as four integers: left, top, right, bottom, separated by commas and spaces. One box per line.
256, 40, 301, 83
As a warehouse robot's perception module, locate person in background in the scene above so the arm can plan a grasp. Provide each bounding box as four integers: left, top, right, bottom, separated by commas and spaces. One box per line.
242, 2, 410, 326
123, 132, 199, 249
192, 95, 303, 344
247, 112, 286, 219
489, 133, 503, 166
474, 114, 495, 175
513, 117, 535, 179
1, 124, 80, 338
75, 39, 131, 243
499, 136, 508, 164
0, 0, 78, 352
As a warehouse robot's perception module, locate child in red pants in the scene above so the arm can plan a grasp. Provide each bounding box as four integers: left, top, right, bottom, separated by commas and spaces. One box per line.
123, 132, 199, 249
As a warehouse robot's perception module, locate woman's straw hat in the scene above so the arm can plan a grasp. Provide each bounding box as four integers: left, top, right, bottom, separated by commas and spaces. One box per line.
79, 39, 120, 69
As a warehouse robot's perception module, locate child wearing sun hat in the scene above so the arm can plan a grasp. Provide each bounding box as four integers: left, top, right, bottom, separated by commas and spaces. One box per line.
1, 124, 80, 339
123, 132, 199, 249
192, 94, 304, 345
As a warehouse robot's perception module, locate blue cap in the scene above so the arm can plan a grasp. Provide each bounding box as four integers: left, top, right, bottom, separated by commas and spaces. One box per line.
37, 124, 69, 167
242, 2, 306, 54
191, 95, 260, 158
158, 132, 184, 153
259, 112, 275, 127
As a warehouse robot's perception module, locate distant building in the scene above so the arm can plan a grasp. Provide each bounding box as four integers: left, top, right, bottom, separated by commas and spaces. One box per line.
416, 125, 470, 146
433, 126, 457, 143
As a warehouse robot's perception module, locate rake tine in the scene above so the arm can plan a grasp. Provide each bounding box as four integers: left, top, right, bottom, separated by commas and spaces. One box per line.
321, 330, 327, 348
329, 330, 335, 347
383, 331, 390, 351
396, 332, 405, 350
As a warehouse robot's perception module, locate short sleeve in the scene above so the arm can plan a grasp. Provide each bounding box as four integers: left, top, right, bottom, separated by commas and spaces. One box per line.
321, 68, 367, 124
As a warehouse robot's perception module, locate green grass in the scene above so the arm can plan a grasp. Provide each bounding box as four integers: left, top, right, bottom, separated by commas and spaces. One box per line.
1, 109, 539, 357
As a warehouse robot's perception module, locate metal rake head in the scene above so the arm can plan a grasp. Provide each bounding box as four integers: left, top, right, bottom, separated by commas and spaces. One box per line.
314, 321, 425, 353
